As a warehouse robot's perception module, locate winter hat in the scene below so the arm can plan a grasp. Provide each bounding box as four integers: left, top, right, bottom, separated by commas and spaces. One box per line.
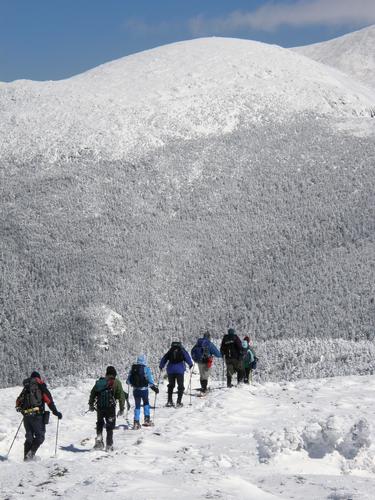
106, 365, 117, 377
30, 371, 41, 379
244, 336, 250, 342
228, 328, 235, 336
137, 354, 147, 365
203, 331, 211, 339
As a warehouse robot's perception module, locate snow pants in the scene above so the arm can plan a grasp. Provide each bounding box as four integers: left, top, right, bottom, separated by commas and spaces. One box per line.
167, 373, 184, 404
96, 407, 116, 446
133, 388, 150, 422
198, 362, 210, 391
225, 358, 244, 386
23, 414, 45, 458
244, 367, 252, 384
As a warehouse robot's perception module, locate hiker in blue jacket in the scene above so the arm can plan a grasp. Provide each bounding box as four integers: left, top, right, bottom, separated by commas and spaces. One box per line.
191, 331, 221, 393
127, 355, 159, 429
159, 341, 193, 408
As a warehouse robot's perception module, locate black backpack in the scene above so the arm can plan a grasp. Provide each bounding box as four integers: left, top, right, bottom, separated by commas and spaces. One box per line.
20, 377, 43, 411
129, 364, 148, 388
167, 342, 185, 363
94, 377, 116, 409
221, 334, 239, 360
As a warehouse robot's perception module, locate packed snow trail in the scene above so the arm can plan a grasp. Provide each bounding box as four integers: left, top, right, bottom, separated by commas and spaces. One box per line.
1, 374, 375, 499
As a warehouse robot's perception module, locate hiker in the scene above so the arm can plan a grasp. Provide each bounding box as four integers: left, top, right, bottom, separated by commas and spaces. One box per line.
16, 371, 62, 461
88, 365, 129, 451
191, 331, 221, 393
127, 354, 159, 430
159, 340, 193, 407
243, 337, 258, 383
220, 328, 244, 387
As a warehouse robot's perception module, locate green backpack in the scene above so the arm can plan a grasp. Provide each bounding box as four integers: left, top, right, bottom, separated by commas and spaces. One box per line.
94, 377, 115, 409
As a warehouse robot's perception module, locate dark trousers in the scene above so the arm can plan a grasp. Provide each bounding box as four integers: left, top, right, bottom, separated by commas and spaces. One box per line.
167, 374, 184, 403
96, 407, 116, 446
225, 359, 244, 386
244, 367, 251, 383
24, 414, 45, 457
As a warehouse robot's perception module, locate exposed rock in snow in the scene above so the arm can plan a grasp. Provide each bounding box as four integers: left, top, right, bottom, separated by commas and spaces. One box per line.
294, 24, 375, 91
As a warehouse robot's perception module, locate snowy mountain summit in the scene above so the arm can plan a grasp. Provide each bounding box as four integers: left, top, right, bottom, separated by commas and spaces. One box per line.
295, 24, 375, 91
1, 37, 374, 164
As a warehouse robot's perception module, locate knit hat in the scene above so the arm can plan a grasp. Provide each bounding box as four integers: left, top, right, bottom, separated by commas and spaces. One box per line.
106, 366, 117, 377
244, 336, 250, 342
203, 331, 211, 339
30, 371, 41, 379
228, 328, 235, 335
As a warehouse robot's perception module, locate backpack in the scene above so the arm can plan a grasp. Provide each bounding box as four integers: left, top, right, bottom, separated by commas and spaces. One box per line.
191, 338, 210, 363
250, 356, 258, 370
129, 364, 148, 388
94, 377, 115, 410
167, 342, 185, 363
20, 377, 43, 411
221, 334, 240, 360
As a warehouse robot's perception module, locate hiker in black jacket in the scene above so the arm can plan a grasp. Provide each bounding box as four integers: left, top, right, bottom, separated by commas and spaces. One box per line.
220, 329, 244, 387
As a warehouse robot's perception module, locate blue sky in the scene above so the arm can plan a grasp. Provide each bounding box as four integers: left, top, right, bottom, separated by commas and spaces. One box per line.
1, 0, 375, 82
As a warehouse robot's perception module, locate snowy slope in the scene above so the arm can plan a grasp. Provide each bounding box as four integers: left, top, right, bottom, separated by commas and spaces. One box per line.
1, 373, 375, 499
294, 25, 375, 91
0, 37, 374, 164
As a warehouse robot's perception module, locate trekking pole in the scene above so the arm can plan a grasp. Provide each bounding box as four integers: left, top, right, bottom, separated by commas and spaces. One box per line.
152, 369, 162, 423
54, 419, 59, 457
188, 365, 194, 406
222, 358, 225, 386
125, 384, 130, 425
6, 417, 23, 459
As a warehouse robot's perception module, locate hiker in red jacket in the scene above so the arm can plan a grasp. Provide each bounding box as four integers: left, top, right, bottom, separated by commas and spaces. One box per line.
16, 371, 62, 461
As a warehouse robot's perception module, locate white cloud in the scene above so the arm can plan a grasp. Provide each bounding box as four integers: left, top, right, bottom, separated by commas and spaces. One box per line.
189, 0, 375, 35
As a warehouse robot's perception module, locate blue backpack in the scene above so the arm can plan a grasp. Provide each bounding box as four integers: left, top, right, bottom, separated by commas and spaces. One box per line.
191, 338, 210, 363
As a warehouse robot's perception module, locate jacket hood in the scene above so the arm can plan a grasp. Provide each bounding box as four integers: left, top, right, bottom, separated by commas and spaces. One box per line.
137, 354, 147, 365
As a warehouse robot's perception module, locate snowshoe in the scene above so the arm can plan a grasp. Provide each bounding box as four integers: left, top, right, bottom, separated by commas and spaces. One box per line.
143, 417, 154, 427
133, 420, 141, 430
24, 450, 36, 462
165, 401, 175, 408
105, 444, 114, 452
176, 402, 184, 408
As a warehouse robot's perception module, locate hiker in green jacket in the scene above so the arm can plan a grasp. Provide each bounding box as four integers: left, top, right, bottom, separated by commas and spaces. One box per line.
89, 365, 129, 451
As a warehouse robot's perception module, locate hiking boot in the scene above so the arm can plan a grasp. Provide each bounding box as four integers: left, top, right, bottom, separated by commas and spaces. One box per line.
176, 402, 183, 408
105, 444, 114, 452
94, 435, 104, 450
24, 450, 35, 462
133, 420, 141, 430
165, 401, 174, 408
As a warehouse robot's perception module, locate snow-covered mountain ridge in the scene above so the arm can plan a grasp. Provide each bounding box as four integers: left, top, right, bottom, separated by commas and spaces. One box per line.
294, 24, 375, 91
1, 37, 374, 164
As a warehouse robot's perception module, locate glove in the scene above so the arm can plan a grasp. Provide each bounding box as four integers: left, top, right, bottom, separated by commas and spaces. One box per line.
16, 406, 22, 413
117, 409, 124, 417
89, 405, 95, 412
151, 385, 159, 394
55, 411, 63, 420
127, 400, 131, 411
